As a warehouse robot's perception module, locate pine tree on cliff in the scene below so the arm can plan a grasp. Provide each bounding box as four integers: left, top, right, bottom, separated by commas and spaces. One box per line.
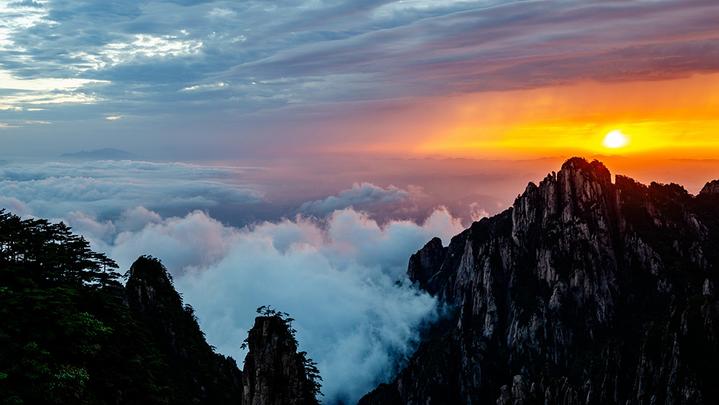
242, 306, 322, 405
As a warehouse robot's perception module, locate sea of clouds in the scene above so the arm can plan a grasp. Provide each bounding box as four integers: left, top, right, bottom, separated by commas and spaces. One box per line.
0, 159, 466, 403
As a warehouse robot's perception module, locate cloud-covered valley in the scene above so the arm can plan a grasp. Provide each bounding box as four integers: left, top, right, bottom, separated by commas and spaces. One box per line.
0, 158, 467, 403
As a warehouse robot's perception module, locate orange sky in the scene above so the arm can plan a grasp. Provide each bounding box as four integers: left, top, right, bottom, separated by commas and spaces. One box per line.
330, 72, 719, 160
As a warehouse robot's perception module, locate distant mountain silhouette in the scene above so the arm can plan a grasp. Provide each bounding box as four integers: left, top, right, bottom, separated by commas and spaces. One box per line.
361, 157, 719, 405
60, 148, 136, 160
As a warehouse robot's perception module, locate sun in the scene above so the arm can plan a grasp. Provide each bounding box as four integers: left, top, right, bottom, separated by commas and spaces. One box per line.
602, 130, 629, 149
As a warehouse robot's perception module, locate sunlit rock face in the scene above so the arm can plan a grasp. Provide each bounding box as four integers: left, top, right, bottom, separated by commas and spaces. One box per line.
361, 157, 719, 405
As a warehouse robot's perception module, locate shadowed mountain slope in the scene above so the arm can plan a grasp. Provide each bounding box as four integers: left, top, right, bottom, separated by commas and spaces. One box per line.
0, 211, 320, 405
361, 157, 719, 405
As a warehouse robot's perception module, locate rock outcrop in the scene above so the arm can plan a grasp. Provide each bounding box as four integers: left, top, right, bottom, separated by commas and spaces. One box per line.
242, 315, 320, 405
700, 179, 719, 196
126, 256, 244, 404
361, 157, 719, 405
0, 210, 321, 405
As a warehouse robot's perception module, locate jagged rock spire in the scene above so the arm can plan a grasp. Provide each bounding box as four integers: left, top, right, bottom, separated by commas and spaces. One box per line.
362, 157, 719, 405
242, 314, 320, 405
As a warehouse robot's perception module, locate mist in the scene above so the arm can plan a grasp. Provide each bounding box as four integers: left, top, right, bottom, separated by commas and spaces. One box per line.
0, 159, 467, 403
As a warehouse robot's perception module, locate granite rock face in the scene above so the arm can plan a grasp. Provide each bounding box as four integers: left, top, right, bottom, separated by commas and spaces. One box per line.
127, 257, 320, 405
242, 316, 320, 405
361, 157, 719, 405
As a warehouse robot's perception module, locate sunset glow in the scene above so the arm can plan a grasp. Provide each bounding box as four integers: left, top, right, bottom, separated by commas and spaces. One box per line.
404, 72, 719, 161
603, 131, 629, 149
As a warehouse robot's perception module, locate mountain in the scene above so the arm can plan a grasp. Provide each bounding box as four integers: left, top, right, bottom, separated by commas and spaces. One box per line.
242, 309, 322, 405
0, 211, 320, 404
60, 148, 136, 160
360, 157, 719, 405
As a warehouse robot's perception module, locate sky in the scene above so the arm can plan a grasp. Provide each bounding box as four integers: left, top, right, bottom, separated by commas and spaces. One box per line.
3, 1, 719, 403
1, 0, 718, 160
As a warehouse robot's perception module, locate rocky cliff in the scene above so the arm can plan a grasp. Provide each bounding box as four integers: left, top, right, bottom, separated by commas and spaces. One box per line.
0, 210, 321, 405
360, 157, 719, 405
126, 258, 321, 405
242, 313, 321, 405
126, 256, 244, 404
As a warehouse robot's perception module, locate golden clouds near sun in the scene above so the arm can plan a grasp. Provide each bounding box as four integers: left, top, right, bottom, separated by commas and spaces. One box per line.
603, 130, 629, 149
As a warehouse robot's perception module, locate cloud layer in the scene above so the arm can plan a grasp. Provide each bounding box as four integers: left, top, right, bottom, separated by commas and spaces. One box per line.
129, 208, 461, 403
0, 159, 263, 222
0, 158, 466, 403
60, 207, 462, 404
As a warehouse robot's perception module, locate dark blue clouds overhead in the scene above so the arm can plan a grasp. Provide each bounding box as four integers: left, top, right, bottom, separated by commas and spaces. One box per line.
2, 0, 719, 156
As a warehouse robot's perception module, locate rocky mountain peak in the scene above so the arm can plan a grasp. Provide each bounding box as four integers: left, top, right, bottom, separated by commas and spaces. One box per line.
242, 313, 320, 405
408, 237, 447, 291
362, 157, 719, 405
125, 256, 244, 403
700, 179, 719, 196
560, 156, 612, 184
125, 255, 181, 313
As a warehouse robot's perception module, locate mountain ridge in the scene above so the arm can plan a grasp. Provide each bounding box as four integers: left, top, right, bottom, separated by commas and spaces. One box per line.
361, 157, 719, 405
0, 212, 321, 405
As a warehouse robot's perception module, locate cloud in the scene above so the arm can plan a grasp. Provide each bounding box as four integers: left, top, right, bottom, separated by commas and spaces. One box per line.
180, 81, 228, 92
0, 157, 467, 403
79, 207, 460, 404
71, 34, 204, 71
0, 196, 30, 216
0, 70, 106, 91
3, 0, 718, 133
300, 182, 414, 217
0, 0, 54, 50
0, 160, 263, 221
0, 69, 108, 109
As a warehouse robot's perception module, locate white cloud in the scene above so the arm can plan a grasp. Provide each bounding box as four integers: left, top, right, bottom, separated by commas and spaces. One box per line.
0, 160, 263, 220
372, 0, 494, 18
300, 182, 410, 215
299, 182, 434, 223
0, 196, 30, 216
181, 81, 228, 92
0, 70, 106, 92
72, 34, 204, 70
0, 105, 23, 111
208, 7, 236, 19
105, 115, 122, 121
0, 69, 108, 109
76, 207, 461, 404
0, 0, 55, 50
0, 158, 466, 403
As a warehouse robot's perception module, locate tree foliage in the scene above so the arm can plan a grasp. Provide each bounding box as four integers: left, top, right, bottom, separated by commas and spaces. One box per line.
0, 210, 177, 404
249, 305, 324, 399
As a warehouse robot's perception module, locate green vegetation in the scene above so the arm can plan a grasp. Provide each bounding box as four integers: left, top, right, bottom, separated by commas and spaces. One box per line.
250, 305, 323, 399
0, 210, 237, 404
